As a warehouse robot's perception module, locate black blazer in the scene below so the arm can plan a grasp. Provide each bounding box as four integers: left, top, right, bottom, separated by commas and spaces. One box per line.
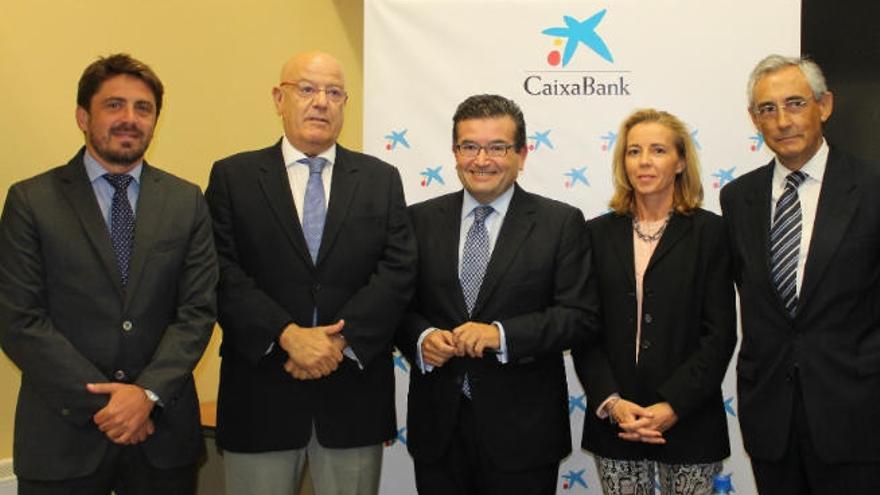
397, 185, 597, 471
206, 141, 416, 451
0, 149, 218, 480
720, 147, 880, 463
574, 209, 736, 464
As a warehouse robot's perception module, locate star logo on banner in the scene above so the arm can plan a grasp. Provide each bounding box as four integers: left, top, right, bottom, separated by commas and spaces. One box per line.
393, 350, 409, 373
384, 129, 410, 150
568, 394, 587, 414
690, 129, 702, 150
724, 396, 737, 417
420, 166, 444, 187
543, 10, 614, 67
712, 167, 736, 189
749, 133, 765, 151
385, 426, 408, 447
528, 129, 554, 151
561, 469, 588, 490
564, 167, 590, 188
599, 131, 617, 151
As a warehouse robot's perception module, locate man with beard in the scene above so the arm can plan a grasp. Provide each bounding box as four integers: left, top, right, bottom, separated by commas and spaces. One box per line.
0, 54, 217, 494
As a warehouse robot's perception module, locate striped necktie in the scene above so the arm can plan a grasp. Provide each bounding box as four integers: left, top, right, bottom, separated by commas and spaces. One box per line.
770, 170, 807, 316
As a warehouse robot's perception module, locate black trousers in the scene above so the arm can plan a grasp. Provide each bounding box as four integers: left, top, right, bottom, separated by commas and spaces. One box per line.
18, 444, 197, 495
751, 374, 880, 494
414, 398, 558, 495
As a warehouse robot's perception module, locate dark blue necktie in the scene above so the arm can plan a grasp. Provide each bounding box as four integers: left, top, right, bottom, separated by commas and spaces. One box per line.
103, 174, 135, 287
770, 170, 807, 316
459, 205, 493, 398
299, 157, 328, 263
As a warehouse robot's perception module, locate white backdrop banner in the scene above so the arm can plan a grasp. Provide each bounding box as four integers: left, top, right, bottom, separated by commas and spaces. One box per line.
364, 1, 799, 493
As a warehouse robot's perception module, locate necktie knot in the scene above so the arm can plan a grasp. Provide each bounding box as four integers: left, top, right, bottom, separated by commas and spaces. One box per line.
103, 173, 134, 191
299, 157, 327, 175
785, 170, 807, 189
472, 205, 493, 224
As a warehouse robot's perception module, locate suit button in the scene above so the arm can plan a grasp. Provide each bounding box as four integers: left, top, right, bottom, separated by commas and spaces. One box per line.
60, 408, 70, 416
122, 320, 133, 332
640, 340, 651, 350
644, 313, 653, 324
114, 370, 127, 381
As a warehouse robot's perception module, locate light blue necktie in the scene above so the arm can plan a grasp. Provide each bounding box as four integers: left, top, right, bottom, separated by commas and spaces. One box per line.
459, 205, 493, 398
770, 170, 807, 317
103, 174, 135, 287
300, 157, 328, 263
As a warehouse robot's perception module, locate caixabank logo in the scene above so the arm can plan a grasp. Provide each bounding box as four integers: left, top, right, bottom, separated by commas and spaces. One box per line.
524, 9, 632, 98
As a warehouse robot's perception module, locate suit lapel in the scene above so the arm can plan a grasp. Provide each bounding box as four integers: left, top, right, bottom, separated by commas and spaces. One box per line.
318, 146, 359, 265
743, 162, 787, 313
257, 143, 313, 267
610, 214, 636, 289
472, 185, 534, 316
646, 213, 692, 272
56, 151, 124, 297
124, 163, 166, 306
439, 192, 470, 319
798, 149, 859, 311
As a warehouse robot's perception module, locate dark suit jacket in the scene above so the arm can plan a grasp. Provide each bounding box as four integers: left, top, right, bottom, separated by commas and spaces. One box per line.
0, 148, 218, 481
206, 141, 416, 451
574, 209, 736, 464
397, 185, 596, 471
720, 147, 880, 463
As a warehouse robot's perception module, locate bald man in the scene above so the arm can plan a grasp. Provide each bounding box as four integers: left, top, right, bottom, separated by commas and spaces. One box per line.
206, 51, 416, 495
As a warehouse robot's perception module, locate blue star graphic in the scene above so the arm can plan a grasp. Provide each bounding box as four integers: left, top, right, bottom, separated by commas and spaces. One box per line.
529, 130, 554, 150
542, 10, 614, 66
565, 167, 590, 187
568, 394, 587, 414
420, 166, 444, 186
712, 167, 736, 188
690, 129, 702, 150
599, 131, 617, 149
384, 129, 410, 150
561, 469, 588, 489
749, 133, 765, 150
396, 427, 407, 445
393, 351, 409, 373
724, 396, 737, 417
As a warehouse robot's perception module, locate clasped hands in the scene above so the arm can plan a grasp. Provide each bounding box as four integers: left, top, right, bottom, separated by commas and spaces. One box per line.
87, 382, 155, 445
609, 399, 678, 445
279, 319, 347, 380
421, 322, 500, 368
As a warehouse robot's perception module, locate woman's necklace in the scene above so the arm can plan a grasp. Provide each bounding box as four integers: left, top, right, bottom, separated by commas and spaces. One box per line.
633, 211, 672, 243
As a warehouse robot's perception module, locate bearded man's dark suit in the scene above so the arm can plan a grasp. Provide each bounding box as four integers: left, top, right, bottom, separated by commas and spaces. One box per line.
0, 148, 218, 481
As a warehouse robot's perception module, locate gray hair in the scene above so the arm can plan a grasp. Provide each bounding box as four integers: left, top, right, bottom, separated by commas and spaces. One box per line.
746, 54, 828, 109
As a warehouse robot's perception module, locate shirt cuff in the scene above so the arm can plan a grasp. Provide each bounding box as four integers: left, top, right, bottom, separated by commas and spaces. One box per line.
493, 321, 508, 364
597, 393, 621, 421
416, 328, 437, 374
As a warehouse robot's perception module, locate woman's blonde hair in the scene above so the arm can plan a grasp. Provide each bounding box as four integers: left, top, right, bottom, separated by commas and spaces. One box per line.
608, 108, 703, 215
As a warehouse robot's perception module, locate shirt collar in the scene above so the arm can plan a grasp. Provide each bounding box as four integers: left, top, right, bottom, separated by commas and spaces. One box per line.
281, 135, 336, 168
461, 184, 515, 220
772, 138, 828, 185
83, 149, 143, 184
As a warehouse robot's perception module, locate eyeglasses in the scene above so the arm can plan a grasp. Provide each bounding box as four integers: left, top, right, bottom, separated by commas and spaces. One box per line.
752, 97, 810, 120
280, 81, 348, 103
454, 142, 516, 158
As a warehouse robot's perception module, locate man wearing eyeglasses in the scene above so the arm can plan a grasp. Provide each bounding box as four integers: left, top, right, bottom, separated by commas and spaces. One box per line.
206, 51, 416, 495
396, 94, 597, 494
721, 54, 880, 494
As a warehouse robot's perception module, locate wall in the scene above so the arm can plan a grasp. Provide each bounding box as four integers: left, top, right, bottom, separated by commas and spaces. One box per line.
0, 0, 364, 459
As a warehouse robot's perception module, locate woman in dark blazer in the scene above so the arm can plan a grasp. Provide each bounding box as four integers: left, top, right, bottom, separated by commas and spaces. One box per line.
574, 109, 737, 495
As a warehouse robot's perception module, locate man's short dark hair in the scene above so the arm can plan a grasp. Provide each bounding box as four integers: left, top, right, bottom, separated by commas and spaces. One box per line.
77, 53, 164, 116
452, 94, 527, 152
